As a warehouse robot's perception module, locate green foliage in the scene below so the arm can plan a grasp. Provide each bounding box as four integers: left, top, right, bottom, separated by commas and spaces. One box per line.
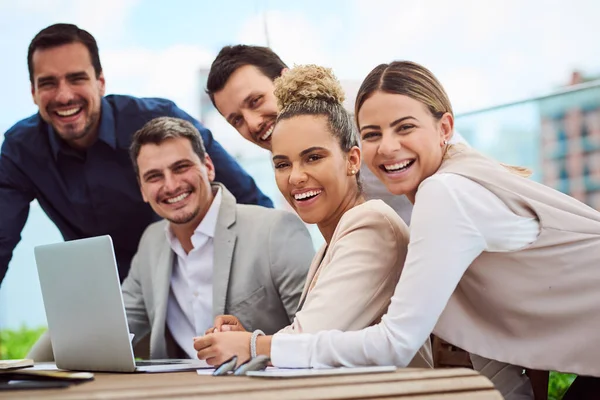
0, 326, 47, 359
548, 371, 576, 400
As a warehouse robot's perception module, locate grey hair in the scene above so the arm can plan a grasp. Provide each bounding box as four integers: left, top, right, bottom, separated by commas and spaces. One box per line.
129, 117, 207, 177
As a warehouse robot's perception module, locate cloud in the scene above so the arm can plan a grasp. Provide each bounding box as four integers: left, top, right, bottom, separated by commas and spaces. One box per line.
236, 10, 337, 68
0, 0, 140, 43
102, 44, 214, 116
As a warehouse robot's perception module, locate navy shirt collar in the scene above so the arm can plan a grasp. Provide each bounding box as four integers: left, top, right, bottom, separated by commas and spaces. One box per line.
48, 97, 117, 160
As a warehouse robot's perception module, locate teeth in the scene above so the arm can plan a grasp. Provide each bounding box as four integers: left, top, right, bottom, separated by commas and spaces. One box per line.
294, 190, 322, 200
261, 125, 274, 140
55, 107, 81, 117
166, 192, 189, 204
384, 160, 413, 171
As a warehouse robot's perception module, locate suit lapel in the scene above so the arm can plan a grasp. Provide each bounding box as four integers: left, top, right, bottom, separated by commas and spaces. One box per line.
297, 244, 327, 309
152, 234, 174, 358
212, 184, 237, 318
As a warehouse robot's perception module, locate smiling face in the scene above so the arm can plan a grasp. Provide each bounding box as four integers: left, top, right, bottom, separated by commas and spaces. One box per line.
212, 65, 279, 150
30, 42, 105, 149
136, 137, 216, 229
358, 91, 453, 202
271, 114, 361, 227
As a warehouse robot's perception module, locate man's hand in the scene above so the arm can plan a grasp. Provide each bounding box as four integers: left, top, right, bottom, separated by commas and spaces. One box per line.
194, 332, 252, 366
204, 315, 247, 335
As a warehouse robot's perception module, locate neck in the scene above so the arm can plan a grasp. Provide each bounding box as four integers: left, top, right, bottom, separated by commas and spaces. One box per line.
317, 191, 365, 244
169, 189, 217, 254
170, 223, 198, 254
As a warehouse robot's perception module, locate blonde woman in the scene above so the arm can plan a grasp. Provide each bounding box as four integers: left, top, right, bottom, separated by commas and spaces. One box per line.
206, 61, 599, 399
193, 65, 433, 370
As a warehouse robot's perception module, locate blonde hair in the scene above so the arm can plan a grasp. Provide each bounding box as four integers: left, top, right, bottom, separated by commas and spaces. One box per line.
273, 64, 359, 155
356, 61, 531, 178
273, 64, 362, 190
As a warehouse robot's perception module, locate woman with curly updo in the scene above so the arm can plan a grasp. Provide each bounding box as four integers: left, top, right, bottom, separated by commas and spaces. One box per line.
193, 65, 433, 369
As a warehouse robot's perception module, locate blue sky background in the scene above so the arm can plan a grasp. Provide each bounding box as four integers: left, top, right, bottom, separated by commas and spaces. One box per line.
1, 0, 600, 329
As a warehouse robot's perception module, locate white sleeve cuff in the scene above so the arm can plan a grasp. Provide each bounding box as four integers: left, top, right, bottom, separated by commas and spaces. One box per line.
271, 333, 314, 368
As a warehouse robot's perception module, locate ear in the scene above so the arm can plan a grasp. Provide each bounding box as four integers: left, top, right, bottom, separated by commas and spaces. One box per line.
280, 67, 290, 77
31, 83, 38, 106
204, 154, 216, 182
98, 71, 106, 97
139, 184, 149, 203
439, 112, 454, 146
346, 145, 362, 176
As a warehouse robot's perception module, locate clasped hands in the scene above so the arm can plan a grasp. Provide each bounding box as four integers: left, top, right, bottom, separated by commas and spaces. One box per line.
193, 315, 253, 366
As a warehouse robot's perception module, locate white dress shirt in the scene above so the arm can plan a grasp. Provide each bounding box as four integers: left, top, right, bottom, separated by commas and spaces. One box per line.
270, 173, 540, 369
360, 131, 469, 225
165, 188, 222, 358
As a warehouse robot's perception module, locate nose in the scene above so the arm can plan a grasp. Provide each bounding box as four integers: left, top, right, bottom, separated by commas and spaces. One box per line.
289, 163, 307, 186
244, 111, 263, 135
54, 81, 76, 104
163, 172, 180, 193
378, 131, 401, 156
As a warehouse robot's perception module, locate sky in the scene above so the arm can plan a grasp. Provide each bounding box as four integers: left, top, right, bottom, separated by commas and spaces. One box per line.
1, 0, 600, 156
1, 0, 600, 328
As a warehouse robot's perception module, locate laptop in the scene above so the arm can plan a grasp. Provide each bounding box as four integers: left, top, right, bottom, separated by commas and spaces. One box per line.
34, 235, 210, 373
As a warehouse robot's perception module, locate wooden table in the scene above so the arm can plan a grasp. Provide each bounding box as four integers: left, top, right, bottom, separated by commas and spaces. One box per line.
1, 367, 502, 399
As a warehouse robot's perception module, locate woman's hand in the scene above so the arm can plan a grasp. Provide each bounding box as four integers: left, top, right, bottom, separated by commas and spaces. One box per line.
204, 315, 247, 335
194, 332, 252, 366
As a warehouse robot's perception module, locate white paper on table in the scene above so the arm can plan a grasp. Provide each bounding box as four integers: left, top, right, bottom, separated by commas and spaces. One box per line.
196, 366, 278, 376
246, 365, 397, 378
27, 363, 62, 371
196, 368, 216, 375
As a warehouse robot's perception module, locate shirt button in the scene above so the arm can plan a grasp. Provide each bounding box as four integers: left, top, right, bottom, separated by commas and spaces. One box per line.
193, 291, 199, 297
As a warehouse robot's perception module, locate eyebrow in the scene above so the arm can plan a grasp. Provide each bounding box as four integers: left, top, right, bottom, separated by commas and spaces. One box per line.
36, 71, 89, 86
36, 75, 56, 86
272, 146, 328, 163
359, 116, 417, 132
226, 93, 256, 123
66, 71, 89, 80
141, 159, 192, 180
141, 168, 161, 181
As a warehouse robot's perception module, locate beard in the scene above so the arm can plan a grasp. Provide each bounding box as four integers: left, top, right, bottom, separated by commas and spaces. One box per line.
52, 108, 100, 144
166, 205, 200, 225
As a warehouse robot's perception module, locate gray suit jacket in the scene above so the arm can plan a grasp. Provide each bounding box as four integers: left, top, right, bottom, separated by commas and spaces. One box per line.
122, 184, 314, 358
27, 184, 313, 361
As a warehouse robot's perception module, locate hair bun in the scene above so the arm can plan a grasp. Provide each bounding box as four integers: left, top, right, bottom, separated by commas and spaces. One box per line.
274, 64, 345, 111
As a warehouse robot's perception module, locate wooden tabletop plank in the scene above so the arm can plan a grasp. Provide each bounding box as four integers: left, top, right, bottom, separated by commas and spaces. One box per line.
169, 376, 496, 400
0, 368, 483, 399
381, 391, 503, 400
0, 371, 500, 400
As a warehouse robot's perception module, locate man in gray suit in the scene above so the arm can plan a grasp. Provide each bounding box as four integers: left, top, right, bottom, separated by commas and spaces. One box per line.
28, 116, 313, 360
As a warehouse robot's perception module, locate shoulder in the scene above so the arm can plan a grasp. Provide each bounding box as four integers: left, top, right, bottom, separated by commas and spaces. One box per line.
105, 94, 178, 118
138, 219, 169, 248
335, 199, 408, 240
235, 204, 304, 229
2, 114, 45, 149
416, 173, 497, 210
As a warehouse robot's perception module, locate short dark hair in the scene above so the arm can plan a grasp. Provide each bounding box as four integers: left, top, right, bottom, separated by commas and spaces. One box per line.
28, 23, 102, 84
206, 45, 287, 106
130, 117, 207, 177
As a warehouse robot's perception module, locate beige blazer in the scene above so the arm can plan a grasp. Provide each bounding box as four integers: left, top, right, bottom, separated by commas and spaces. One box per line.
434, 145, 600, 377
278, 200, 433, 368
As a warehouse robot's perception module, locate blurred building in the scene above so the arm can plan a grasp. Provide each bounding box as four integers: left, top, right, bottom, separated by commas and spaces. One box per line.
455, 78, 600, 210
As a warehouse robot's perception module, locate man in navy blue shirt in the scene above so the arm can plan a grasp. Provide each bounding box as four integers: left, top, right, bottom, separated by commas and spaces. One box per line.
0, 23, 272, 285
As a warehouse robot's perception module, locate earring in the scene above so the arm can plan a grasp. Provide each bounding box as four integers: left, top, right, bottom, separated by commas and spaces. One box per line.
350, 169, 357, 175
443, 139, 448, 145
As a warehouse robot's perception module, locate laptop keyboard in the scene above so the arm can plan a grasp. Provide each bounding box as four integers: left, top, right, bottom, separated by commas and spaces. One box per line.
135, 360, 186, 366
